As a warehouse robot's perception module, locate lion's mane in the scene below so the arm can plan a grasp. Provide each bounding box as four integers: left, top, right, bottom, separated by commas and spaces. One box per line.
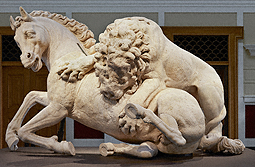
94, 17, 154, 99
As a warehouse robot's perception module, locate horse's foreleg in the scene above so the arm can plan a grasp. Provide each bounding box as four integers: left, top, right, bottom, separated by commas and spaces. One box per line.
5, 91, 48, 150
125, 103, 186, 146
99, 142, 158, 158
17, 102, 75, 155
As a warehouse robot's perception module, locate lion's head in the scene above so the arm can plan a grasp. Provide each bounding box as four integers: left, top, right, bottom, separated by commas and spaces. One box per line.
94, 17, 155, 100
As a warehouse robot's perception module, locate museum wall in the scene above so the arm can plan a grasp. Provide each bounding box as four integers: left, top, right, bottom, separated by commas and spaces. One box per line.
72, 13, 158, 42
164, 13, 237, 26
244, 13, 255, 95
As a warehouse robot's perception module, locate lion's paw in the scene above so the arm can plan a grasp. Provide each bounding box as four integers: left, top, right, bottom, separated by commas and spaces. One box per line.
118, 111, 139, 136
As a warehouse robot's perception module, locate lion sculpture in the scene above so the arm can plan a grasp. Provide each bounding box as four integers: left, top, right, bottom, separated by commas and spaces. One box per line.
60, 17, 245, 154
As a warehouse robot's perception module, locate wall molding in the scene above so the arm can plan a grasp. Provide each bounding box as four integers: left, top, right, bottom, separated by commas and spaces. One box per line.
243, 95, 255, 103
1, 1, 255, 13
244, 44, 255, 56
244, 68, 255, 70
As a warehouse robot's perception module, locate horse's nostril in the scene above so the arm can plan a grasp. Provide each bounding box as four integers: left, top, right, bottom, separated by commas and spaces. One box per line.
27, 53, 31, 58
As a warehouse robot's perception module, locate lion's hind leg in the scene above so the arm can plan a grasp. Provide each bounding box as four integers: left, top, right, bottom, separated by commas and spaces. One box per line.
197, 84, 245, 154
125, 103, 186, 146
99, 142, 158, 158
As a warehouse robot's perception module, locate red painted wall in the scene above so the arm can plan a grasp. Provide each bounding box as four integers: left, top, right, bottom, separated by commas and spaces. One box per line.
245, 105, 255, 138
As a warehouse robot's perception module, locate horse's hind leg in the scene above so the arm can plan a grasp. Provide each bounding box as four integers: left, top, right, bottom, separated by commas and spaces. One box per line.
5, 91, 48, 150
17, 102, 75, 155
125, 103, 186, 146
99, 142, 158, 158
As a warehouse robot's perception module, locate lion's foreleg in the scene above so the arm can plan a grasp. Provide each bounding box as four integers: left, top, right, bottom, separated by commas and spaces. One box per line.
119, 78, 164, 136
128, 78, 162, 108
125, 103, 186, 146
57, 53, 95, 82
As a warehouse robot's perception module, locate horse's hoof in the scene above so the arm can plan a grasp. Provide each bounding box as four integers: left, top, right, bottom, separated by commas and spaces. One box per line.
60, 141, 76, 156
10, 139, 19, 151
67, 142, 76, 155
6, 135, 19, 151
51, 135, 58, 141
99, 143, 115, 156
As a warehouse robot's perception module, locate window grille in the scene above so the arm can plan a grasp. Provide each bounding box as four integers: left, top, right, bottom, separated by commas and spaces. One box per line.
2, 35, 21, 61
173, 35, 228, 62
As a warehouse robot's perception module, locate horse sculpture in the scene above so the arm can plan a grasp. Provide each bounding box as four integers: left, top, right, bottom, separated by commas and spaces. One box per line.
5, 7, 244, 158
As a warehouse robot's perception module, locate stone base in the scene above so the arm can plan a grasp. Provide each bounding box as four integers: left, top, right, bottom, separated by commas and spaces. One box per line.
0, 147, 254, 167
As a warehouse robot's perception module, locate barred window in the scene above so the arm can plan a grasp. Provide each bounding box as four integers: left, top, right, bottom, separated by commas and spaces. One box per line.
173, 35, 228, 61
2, 35, 21, 61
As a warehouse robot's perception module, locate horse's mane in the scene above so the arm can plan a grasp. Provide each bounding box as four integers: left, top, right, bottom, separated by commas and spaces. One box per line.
29, 10, 96, 49
15, 10, 96, 49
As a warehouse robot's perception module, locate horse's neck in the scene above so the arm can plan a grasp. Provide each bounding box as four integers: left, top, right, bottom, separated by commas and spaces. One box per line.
42, 20, 83, 71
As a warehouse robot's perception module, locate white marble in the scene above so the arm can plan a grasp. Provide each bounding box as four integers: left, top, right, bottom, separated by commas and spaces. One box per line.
5, 7, 244, 158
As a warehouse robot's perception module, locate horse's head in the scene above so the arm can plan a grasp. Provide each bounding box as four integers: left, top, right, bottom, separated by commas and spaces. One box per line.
10, 7, 49, 72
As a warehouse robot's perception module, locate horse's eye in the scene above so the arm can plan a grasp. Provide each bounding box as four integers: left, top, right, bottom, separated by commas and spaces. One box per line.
25, 31, 36, 39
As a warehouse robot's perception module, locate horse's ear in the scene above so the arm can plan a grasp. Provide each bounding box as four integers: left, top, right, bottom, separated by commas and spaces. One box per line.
19, 6, 33, 22
10, 16, 16, 31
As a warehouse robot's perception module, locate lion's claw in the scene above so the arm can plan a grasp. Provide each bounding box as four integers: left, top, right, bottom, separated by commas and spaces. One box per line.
118, 111, 139, 136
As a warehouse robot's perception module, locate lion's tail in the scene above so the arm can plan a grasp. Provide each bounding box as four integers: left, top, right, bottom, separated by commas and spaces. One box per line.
205, 105, 226, 135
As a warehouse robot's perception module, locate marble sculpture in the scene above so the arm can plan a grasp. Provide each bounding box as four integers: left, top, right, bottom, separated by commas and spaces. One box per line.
5, 7, 245, 158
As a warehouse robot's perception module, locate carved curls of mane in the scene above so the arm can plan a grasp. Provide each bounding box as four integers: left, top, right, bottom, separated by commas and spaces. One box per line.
14, 10, 96, 49
94, 17, 152, 95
